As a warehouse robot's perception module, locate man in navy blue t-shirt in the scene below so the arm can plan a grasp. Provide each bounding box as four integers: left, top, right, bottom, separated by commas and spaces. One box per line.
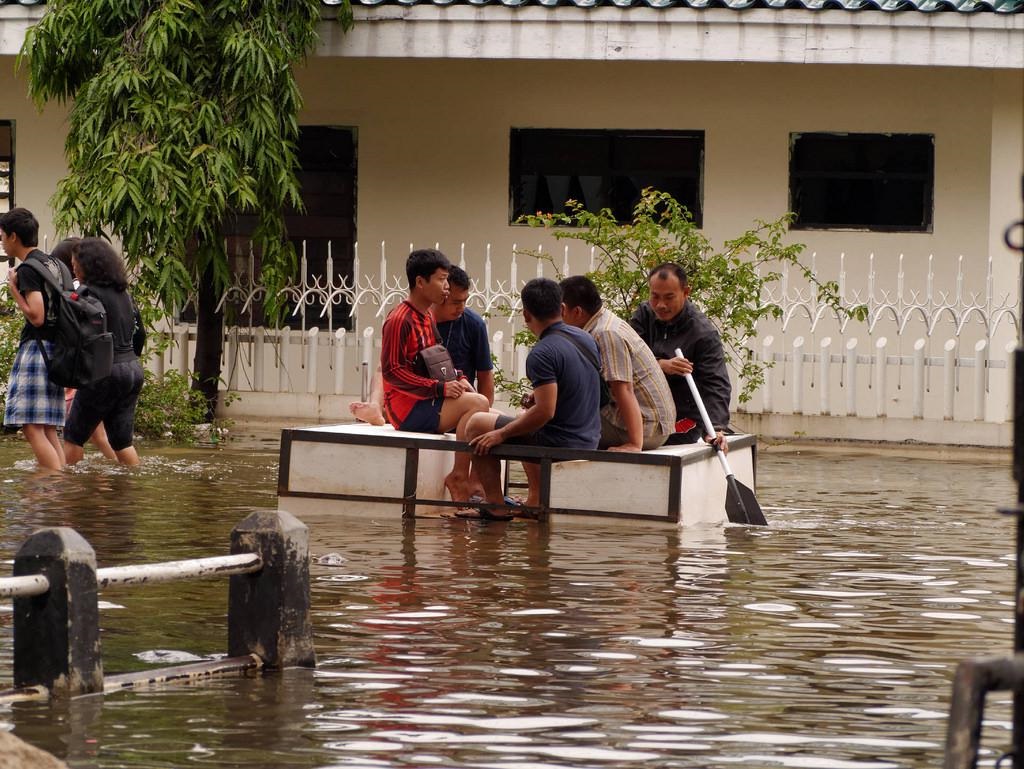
465, 277, 601, 518
350, 265, 494, 425
433, 265, 493, 405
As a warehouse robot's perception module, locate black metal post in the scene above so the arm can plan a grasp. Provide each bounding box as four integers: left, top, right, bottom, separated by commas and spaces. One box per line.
227, 509, 315, 669
12, 527, 103, 696
1010, 174, 1024, 765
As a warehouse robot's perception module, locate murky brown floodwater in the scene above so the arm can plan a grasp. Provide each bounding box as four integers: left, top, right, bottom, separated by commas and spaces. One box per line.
0, 430, 1016, 769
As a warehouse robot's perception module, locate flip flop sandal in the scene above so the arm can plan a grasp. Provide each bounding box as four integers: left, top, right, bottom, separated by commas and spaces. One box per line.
454, 508, 484, 520
479, 507, 516, 522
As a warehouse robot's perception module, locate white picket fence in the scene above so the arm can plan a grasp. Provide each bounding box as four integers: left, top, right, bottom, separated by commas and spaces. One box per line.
144, 243, 1020, 431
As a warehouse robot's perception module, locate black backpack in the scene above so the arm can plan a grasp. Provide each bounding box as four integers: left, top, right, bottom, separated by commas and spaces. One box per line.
19, 257, 114, 388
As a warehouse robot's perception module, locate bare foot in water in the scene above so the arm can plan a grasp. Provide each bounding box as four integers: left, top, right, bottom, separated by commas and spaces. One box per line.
349, 401, 386, 426
444, 472, 471, 504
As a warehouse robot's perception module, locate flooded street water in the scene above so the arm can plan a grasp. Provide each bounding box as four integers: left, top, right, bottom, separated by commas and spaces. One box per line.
0, 429, 1016, 769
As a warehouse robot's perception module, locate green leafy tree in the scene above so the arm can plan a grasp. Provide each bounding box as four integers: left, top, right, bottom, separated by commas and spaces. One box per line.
519, 189, 866, 402
20, 0, 351, 417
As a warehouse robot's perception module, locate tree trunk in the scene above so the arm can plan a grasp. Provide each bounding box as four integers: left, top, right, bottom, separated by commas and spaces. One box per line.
193, 263, 224, 422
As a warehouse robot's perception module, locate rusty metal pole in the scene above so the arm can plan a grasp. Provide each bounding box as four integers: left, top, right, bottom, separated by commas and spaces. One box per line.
1010, 175, 1024, 765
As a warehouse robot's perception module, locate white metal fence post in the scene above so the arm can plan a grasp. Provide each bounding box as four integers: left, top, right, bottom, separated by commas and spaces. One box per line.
154, 333, 165, 382
253, 328, 264, 392
944, 339, 958, 420
361, 327, 374, 401
844, 338, 858, 416
974, 340, 988, 421
874, 337, 888, 417
227, 327, 239, 391
176, 326, 189, 377
492, 331, 504, 376
333, 329, 346, 395
761, 336, 774, 414
792, 336, 805, 414
912, 338, 926, 419
305, 328, 319, 394
278, 329, 291, 393
819, 337, 831, 415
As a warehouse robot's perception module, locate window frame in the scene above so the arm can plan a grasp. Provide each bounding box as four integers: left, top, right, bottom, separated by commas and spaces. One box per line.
788, 131, 935, 233
0, 120, 14, 214
509, 128, 705, 227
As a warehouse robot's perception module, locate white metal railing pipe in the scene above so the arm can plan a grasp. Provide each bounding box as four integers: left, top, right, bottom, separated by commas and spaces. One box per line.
761, 336, 774, 413
792, 336, 805, 414
845, 338, 858, 417
305, 328, 319, 394
97, 553, 262, 589
944, 338, 958, 420
0, 574, 50, 599
819, 337, 832, 416
912, 338, 927, 419
875, 337, 888, 417
974, 340, 988, 421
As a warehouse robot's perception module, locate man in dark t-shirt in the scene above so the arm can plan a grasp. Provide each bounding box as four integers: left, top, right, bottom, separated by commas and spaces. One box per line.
465, 277, 601, 518
2, 207, 66, 471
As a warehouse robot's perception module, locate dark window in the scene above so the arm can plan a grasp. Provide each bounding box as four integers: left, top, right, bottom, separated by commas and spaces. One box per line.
510, 129, 703, 226
218, 126, 357, 330
789, 133, 934, 232
0, 121, 13, 213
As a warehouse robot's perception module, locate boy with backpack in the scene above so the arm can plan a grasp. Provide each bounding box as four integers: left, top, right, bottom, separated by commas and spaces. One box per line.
3, 207, 67, 471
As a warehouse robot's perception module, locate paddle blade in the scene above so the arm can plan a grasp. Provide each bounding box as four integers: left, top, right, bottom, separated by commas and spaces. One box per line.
725, 475, 768, 526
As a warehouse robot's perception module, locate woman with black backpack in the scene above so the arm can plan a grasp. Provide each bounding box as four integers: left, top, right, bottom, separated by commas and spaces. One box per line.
63, 238, 144, 466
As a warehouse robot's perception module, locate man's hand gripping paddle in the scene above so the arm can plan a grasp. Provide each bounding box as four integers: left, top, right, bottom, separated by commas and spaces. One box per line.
675, 349, 767, 526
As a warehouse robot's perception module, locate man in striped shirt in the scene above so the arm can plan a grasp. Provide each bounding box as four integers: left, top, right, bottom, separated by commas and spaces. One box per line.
380, 249, 490, 502
560, 275, 675, 451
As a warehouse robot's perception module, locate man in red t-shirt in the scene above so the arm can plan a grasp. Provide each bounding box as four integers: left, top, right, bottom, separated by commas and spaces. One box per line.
380, 249, 489, 503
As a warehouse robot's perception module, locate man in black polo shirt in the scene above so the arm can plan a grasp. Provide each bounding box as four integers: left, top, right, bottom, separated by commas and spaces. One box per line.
465, 277, 601, 518
629, 262, 732, 451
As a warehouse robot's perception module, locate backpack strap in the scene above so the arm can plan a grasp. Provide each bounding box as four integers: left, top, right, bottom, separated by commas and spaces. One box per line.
17, 256, 73, 371
549, 327, 601, 375
17, 255, 72, 295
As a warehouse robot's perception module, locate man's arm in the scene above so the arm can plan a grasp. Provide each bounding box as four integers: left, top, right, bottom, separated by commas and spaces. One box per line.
692, 336, 731, 431
469, 382, 556, 454
607, 380, 643, 452
7, 269, 44, 326
380, 315, 442, 398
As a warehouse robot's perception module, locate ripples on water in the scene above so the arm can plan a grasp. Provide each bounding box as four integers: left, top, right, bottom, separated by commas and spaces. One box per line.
0, 434, 1015, 769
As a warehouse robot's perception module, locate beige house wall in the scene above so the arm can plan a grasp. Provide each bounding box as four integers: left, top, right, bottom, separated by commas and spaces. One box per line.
0, 51, 1016, 294
0, 61, 67, 242
297, 57, 1020, 297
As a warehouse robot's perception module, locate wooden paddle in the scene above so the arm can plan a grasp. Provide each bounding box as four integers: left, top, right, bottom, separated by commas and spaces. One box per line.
675, 349, 768, 526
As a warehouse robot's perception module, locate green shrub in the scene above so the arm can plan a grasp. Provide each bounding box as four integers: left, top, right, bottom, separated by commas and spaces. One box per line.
517, 189, 867, 403
133, 370, 209, 442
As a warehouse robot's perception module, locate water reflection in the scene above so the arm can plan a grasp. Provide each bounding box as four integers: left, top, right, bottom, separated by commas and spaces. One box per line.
0, 435, 1015, 768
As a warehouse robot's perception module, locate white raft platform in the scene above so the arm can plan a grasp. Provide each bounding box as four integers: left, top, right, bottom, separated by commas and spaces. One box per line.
277, 423, 758, 527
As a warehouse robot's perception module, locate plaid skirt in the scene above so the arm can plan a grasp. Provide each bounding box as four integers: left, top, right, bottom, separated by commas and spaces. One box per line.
3, 340, 64, 428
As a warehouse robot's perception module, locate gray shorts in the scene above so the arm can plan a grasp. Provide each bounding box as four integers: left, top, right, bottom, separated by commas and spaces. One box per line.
598, 410, 670, 451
